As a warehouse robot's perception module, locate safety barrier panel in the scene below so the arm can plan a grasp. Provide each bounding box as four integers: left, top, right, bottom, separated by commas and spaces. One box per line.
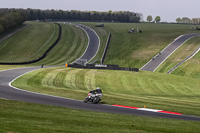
68, 64, 139, 72
101, 33, 111, 64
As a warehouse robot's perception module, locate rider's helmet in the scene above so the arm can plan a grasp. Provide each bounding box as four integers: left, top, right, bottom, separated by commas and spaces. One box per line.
96, 87, 100, 90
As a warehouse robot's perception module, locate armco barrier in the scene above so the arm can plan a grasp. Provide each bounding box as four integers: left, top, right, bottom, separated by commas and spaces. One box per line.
101, 33, 111, 64
167, 46, 200, 74
0, 23, 62, 65
68, 64, 139, 72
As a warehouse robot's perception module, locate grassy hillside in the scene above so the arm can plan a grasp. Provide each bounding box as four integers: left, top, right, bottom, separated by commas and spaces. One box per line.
81, 22, 200, 68
13, 67, 200, 116
172, 49, 200, 78
0, 21, 58, 63
0, 22, 88, 66
156, 37, 200, 78
1, 99, 199, 133
32, 23, 88, 66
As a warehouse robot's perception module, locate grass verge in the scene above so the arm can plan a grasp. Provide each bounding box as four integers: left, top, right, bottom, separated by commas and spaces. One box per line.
0, 65, 27, 71
12, 67, 200, 116
0, 99, 199, 133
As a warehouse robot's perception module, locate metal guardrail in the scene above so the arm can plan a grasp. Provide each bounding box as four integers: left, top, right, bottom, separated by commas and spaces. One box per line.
101, 33, 111, 64
167, 46, 200, 74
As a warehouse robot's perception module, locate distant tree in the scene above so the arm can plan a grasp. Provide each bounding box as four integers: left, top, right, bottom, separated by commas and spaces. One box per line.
182, 17, 191, 23
154, 16, 161, 23
0, 10, 27, 34
129, 16, 140, 23
176, 17, 182, 23
192, 18, 200, 24
137, 13, 143, 21
147, 15, 153, 22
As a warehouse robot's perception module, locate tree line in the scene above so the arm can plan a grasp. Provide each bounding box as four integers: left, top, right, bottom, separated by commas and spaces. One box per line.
0, 8, 142, 34
176, 17, 200, 24
0, 8, 141, 25
27, 9, 141, 23
0, 9, 27, 34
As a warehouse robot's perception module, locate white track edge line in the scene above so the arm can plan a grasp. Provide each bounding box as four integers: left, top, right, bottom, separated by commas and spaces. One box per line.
70, 24, 90, 64
70, 24, 100, 64
153, 35, 200, 72
140, 35, 183, 70
8, 68, 83, 102
87, 25, 101, 63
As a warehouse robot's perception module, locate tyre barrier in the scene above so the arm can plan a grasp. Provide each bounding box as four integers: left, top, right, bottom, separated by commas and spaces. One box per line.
0, 23, 62, 65
68, 64, 139, 72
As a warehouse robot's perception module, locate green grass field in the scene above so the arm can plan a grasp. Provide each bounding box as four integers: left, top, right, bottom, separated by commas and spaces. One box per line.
0, 65, 27, 71
12, 67, 200, 116
1, 99, 199, 133
0, 22, 88, 66
0, 21, 58, 63
172, 51, 200, 78
32, 23, 88, 66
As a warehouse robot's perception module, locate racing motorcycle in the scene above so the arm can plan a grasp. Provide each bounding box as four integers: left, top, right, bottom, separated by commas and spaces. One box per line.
84, 92, 103, 104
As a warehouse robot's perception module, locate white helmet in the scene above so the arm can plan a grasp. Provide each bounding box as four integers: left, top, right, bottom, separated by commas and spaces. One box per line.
97, 87, 100, 90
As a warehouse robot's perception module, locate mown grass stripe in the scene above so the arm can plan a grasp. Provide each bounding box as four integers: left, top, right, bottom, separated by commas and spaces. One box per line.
63, 68, 83, 89
0, 22, 55, 63
12, 67, 200, 116
84, 69, 97, 91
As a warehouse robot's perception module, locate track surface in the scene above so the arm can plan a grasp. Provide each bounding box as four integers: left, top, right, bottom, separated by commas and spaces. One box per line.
140, 33, 200, 71
0, 67, 200, 121
74, 24, 100, 63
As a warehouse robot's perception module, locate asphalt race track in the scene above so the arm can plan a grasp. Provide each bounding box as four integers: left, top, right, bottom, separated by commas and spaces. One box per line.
140, 33, 200, 71
0, 67, 200, 121
74, 24, 100, 63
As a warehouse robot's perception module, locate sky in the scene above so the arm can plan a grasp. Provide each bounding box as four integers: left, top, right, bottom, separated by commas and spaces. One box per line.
1, 0, 200, 22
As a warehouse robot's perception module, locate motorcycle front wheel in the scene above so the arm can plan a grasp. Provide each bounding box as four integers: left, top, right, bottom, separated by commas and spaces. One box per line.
84, 97, 89, 103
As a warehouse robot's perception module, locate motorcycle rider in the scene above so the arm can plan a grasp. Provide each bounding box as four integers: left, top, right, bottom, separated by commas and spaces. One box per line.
95, 87, 102, 93
88, 87, 103, 100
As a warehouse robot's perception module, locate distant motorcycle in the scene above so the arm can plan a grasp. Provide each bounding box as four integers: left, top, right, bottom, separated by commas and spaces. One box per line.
84, 92, 103, 104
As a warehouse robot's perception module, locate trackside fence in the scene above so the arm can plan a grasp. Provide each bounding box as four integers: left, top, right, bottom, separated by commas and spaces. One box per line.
68, 64, 139, 72
101, 33, 111, 64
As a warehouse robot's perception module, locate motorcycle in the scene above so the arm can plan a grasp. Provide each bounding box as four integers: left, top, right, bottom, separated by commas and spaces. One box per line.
84, 92, 103, 104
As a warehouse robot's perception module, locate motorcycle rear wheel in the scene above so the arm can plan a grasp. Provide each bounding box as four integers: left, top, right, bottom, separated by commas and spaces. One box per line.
93, 97, 100, 104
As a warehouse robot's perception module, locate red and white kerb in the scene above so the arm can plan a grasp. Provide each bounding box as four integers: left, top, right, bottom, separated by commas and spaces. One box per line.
112, 105, 182, 115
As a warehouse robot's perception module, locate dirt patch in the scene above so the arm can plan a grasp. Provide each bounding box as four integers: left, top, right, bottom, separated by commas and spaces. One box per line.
131, 45, 160, 60
171, 44, 199, 62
